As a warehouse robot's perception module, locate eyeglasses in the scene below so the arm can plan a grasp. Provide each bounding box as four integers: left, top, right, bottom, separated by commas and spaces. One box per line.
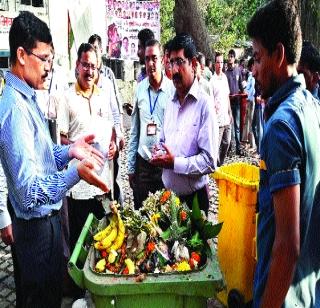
169, 58, 188, 68
80, 61, 97, 71
29, 51, 54, 66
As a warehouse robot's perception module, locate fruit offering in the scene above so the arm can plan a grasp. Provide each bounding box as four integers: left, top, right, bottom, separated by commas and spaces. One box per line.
93, 190, 223, 275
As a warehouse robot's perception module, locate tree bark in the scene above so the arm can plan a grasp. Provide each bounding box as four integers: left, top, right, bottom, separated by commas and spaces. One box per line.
174, 0, 214, 60
299, 0, 320, 49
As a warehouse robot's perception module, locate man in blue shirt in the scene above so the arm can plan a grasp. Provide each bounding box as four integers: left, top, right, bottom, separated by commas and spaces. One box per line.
298, 40, 320, 101
0, 12, 108, 307
247, 1, 320, 307
127, 39, 173, 209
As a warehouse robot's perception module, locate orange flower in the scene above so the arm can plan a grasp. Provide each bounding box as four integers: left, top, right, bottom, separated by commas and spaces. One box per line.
160, 190, 171, 204
180, 210, 187, 221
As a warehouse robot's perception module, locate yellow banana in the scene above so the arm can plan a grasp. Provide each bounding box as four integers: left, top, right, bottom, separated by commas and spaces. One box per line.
107, 230, 124, 252
107, 215, 125, 252
117, 212, 125, 234
94, 227, 118, 250
108, 250, 118, 264
124, 258, 135, 274
93, 215, 117, 241
95, 258, 106, 273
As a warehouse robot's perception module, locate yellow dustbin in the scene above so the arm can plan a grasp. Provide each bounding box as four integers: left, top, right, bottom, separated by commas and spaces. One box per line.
212, 162, 259, 307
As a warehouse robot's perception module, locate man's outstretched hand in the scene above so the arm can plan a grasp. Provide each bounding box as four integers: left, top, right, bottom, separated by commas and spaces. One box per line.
77, 159, 110, 192
69, 134, 104, 164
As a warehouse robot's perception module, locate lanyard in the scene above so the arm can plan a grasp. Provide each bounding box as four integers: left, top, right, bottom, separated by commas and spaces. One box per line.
148, 88, 161, 116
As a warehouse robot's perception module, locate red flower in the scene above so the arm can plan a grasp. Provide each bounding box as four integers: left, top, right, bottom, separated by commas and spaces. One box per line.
101, 250, 107, 258
180, 210, 187, 221
146, 241, 156, 253
191, 252, 201, 263
160, 190, 171, 204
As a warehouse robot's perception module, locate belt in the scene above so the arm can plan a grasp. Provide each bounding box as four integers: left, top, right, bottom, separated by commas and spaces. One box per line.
46, 210, 60, 218
94, 193, 111, 202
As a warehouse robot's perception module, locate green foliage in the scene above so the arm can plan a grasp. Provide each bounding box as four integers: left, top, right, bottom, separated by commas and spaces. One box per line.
205, 0, 264, 52
160, 0, 264, 53
160, 0, 175, 45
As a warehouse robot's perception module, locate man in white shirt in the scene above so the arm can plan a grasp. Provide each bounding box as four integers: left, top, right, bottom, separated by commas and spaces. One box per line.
210, 52, 233, 166
58, 43, 116, 300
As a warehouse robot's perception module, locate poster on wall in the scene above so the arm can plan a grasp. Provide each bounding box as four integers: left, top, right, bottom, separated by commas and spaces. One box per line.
0, 10, 49, 51
105, 0, 160, 60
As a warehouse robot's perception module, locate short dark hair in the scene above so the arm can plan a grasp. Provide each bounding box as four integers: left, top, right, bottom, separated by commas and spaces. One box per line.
247, 0, 302, 64
248, 57, 254, 68
163, 39, 172, 53
145, 39, 162, 54
88, 34, 102, 47
168, 33, 197, 60
205, 58, 212, 66
196, 52, 205, 64
215, 52, 223, 62
9, 11, 52, 65
228, 49, 236, 57
77, 43, 96, 61
137, 28, 154, 48
300, 41, 320, 73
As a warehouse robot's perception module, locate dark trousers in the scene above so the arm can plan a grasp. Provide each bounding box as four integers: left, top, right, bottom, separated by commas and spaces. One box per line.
218, 124, 231, 166
67, 196, 106, 299
230, 97, 241, 152
252, 102, 265, 154
179, 186, 210, 215
132, 154, 164, 210
11, 209, 63, 308
113, 156, 121, 203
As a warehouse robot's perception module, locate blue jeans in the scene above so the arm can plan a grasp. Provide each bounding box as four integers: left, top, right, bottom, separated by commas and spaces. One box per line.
252, 102, 264, 153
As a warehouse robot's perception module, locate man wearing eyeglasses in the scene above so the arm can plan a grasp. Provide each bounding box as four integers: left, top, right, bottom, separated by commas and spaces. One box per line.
150, 34, 218, 215
0, 12, 108, 307
58, 43, 117, 300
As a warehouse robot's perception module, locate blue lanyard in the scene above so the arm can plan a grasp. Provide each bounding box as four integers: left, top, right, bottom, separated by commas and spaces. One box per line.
148, 88, 161, 116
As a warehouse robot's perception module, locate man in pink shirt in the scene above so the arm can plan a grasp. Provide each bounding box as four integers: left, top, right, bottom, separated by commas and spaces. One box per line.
151, 34, 218, 214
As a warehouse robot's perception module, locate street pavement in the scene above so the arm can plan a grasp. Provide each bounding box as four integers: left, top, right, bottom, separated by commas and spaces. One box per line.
0, 111, 258, 307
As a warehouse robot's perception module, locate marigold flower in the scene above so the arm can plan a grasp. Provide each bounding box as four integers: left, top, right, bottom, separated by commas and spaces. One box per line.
160, 190, 171, 204
175, 197, 180, 207
180, 210, 187, 221
151, 213, 161, 224
176, 260, 191, 271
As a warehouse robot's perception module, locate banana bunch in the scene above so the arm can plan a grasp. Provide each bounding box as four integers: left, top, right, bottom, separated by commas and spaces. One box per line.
93, 210, 126, 252
93, 215, 117, 241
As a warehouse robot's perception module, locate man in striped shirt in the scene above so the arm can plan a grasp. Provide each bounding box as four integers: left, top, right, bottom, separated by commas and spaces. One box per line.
0, 12, 108, 308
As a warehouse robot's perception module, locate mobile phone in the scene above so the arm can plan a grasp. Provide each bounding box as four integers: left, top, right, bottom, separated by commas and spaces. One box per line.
142, 145, 152, 160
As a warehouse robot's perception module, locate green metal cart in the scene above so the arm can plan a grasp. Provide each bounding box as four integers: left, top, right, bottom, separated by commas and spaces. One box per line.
68, 213, 224, 308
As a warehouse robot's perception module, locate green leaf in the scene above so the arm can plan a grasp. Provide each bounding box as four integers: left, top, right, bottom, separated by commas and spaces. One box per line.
188, 231, 204, 250
191, 194, 202, 221
201, 222, 223, 240
203, 242, 212, 258
161, 228, 172, 241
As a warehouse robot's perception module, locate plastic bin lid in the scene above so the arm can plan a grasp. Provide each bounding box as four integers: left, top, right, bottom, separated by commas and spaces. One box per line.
212, 162, 259, 190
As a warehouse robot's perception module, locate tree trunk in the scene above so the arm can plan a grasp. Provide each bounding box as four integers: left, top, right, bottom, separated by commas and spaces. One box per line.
299, 0, 320, 49
174, 0, 214, 60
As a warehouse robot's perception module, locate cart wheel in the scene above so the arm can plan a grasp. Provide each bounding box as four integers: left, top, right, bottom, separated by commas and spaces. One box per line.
227, 289, 245, 308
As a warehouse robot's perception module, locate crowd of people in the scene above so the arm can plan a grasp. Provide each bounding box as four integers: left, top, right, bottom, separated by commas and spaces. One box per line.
1, 0, 320, 307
